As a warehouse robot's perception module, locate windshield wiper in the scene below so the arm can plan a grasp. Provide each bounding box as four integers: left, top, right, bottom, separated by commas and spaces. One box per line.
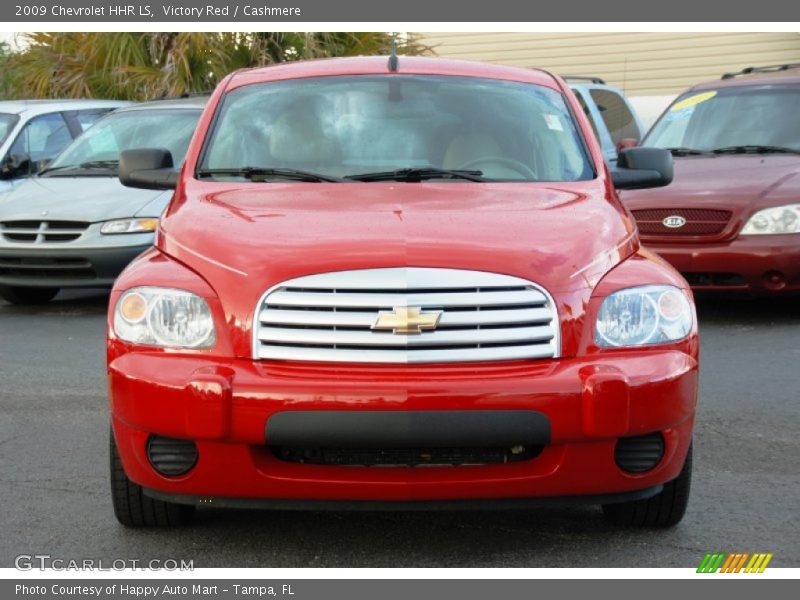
196, 167, 343, 183
39, 160, 119, 176
665, 147, 714, 157
38, 165, 76, 176
710, 145, 800, 156
345, 167, 489, 182
79, 159, 119, 169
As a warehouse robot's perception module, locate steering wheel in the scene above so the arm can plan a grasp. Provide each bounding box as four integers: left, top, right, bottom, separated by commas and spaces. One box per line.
456, 156, 537, 179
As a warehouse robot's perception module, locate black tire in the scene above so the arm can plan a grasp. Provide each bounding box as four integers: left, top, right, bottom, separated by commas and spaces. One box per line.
109, 429, 194, 527
602, 442, 692, 528
0, 286, 59, 305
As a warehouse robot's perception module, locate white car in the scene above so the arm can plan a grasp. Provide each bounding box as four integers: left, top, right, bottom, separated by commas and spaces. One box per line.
0, 97, 206, 304
0, 99, 129, 192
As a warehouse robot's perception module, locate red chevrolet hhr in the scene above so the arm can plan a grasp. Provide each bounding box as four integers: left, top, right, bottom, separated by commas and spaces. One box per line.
108, 57, 698, 528
624, 64, 800, 294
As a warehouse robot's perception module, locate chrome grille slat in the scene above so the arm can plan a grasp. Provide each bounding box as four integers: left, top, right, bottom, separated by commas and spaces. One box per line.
0, 228, 88, 235
254, 268, 559, 364
260, 344, 557, 364
265, 289, 546, 309
0, 220, 90, 244
259, 324, 555, 347
259, 307, 552, 328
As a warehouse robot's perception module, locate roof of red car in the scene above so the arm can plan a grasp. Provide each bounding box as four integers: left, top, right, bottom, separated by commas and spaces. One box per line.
691, 65, 800, 91
226, 56, 561, 91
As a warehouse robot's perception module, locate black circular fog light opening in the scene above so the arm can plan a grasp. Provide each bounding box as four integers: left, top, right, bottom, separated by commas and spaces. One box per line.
146, 435, 198, 476
614, 432, 665, 473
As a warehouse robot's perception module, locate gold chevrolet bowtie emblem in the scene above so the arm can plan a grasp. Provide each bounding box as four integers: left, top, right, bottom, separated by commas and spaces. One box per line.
372, 307, 442, 335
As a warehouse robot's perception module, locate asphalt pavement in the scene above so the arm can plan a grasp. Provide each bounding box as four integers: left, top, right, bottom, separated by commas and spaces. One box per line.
1, 289, 798, 568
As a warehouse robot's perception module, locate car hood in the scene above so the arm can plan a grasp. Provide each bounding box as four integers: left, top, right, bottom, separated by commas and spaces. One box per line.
622, 155, 800, 211
159, 181, 636, 304
0, 176, 171, 222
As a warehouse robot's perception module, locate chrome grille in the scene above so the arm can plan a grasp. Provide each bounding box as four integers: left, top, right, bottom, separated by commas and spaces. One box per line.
0, 220, 90, 243
254, 268, 559, 364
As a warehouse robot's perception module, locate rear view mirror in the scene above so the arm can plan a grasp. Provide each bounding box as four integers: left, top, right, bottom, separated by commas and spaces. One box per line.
119, 148, 178, 190
611, 147, 673, 190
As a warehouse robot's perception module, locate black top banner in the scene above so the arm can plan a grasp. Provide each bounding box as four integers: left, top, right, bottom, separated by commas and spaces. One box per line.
4, 0, 800, 22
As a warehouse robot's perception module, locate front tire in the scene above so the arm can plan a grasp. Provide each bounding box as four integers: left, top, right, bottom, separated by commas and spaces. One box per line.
0, 286, 59, 305
109, 429, 194, 527
602, 442, 692, 528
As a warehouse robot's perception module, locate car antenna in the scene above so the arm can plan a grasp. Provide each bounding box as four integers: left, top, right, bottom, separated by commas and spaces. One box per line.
388, 34, 399, 72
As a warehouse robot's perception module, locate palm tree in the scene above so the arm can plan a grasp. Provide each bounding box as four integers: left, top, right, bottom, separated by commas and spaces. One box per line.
1, 32, 431, 100
0, 41, 14, 97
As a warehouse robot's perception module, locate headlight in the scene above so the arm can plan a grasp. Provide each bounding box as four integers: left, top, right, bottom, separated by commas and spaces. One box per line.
114, 287, 215, 348
595, 285, 692, 347
741, 204, 800, 235
101, 218, 159, 234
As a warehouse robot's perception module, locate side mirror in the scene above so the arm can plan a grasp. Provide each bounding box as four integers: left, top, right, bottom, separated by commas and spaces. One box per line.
616, 138, 639, 154
611, 147, 673, 190
119, 148, 178, 190
0, 153, 32, 179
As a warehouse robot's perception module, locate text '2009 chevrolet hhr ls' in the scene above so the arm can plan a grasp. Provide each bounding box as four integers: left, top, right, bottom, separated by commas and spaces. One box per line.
108, 57, 698, 528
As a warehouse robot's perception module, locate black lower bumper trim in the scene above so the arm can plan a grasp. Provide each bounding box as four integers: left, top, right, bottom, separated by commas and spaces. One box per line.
143, 485, 664, 511
266, 410, 551, 448
0, 244, 149, 288
271, 444, 542, 466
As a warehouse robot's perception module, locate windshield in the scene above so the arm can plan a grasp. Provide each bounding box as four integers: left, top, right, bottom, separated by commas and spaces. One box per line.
199, 75, 594, 182
645, 85, 800, 152
0, 113, 20, 146
46, 108, 201, 172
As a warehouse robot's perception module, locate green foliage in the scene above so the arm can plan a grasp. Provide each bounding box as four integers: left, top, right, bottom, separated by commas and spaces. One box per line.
0, 41, 14, 98
2, 32, 431, 100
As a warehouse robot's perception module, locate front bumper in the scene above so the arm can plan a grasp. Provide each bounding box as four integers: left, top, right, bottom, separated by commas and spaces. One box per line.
643, 234, 800, 294
110, 350, 697, 503
0, 243, 150, 288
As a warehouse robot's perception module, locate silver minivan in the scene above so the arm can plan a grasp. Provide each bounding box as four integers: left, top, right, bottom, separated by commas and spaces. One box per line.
0, 97, 206, 304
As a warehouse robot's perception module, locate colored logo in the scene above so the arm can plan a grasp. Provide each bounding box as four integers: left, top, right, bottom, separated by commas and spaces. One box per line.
372, 306, 442, 335
697, 552, 773, 573
663, 215, 687, 228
